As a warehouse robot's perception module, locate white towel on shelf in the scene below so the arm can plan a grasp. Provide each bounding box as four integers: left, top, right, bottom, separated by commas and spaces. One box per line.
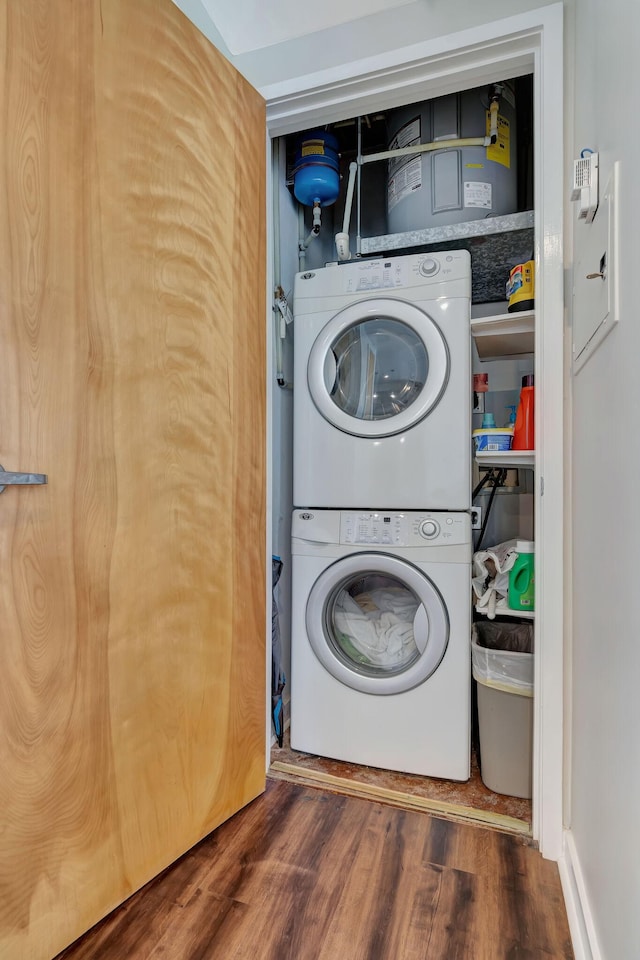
472, 539, 519, 619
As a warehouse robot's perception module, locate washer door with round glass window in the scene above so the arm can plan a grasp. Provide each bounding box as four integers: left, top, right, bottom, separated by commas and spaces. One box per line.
305, 553, 449, 695
307, 297, 449, 438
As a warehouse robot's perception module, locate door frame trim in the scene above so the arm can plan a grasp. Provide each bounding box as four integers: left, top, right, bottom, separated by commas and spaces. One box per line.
265, 3, 564, 859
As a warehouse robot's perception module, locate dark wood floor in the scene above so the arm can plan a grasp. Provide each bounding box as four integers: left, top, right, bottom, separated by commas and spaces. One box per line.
270, 730, 532, 832
56, 779, 573, 960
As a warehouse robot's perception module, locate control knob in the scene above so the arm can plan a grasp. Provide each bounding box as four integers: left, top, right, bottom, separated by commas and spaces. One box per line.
419, 257, 440, 277
419, 519, 440, 539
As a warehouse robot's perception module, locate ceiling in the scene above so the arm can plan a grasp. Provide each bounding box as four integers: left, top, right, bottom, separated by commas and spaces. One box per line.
198, 0, 413, 55
171, 0, 549, 97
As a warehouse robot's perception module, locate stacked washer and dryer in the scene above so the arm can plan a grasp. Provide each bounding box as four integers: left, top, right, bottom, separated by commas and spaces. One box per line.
290, 251, 473, 780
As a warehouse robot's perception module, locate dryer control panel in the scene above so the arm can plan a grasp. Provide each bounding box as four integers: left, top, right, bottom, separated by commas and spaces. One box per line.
340, 511, 470, 547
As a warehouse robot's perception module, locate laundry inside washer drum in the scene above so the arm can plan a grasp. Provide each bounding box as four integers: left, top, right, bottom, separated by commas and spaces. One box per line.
330, 581, 421, 670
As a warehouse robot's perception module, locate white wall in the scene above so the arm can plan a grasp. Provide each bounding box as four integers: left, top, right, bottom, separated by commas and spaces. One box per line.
568, 1, 640, 956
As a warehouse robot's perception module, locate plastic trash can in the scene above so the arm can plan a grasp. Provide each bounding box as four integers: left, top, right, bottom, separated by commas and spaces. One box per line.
471, 620, 534, 799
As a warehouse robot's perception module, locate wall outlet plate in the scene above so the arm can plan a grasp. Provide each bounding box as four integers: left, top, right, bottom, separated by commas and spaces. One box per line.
471, 506, 482, 529
473, 391, 485, 414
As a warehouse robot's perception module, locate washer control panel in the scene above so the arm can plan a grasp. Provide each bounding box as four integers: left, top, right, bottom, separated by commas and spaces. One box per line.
340, 511, 469, 547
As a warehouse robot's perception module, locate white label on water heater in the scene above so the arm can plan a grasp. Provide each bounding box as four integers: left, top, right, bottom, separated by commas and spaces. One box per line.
464, 181, 492, 209
388, 158, 422, 212
388, 118, 422, 213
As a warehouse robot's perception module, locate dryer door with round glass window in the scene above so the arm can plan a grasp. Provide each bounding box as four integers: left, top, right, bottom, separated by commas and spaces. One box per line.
305, 553, 449, 695
307, 297, 449, 438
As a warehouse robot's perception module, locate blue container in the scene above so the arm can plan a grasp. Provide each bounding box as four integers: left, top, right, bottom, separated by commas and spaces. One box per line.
292, 131, 340, 207
472, 428, 513, 452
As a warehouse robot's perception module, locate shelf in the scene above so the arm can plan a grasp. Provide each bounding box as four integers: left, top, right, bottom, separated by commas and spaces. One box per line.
360, 211, 534, 255
476, 605, 535, 620
471, 309, 534, 361
476, 450, 535, 469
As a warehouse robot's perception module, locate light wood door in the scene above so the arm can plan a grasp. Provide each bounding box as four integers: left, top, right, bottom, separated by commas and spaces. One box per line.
0, 2, 266, 958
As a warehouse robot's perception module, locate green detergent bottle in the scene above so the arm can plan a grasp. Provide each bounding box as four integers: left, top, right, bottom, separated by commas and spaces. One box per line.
509, 540, 535, 611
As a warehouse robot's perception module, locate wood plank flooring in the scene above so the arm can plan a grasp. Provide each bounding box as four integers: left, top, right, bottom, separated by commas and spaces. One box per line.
55, 779, 573, 960
270, 730, 532, 833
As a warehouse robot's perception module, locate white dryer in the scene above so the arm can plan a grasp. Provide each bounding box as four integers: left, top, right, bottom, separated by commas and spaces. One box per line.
293, 251, 471, 510
290, 509, 471, 779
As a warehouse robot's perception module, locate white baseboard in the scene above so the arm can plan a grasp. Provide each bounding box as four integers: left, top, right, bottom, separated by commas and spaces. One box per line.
558, 830, 602, 960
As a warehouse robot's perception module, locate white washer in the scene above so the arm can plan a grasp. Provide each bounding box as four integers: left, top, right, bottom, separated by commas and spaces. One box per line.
290, 509, 471, 780
293, 251, 471, 510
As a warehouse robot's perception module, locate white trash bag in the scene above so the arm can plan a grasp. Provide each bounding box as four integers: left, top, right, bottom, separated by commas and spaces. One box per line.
472, 539, 520, 619
471, 621, 534, 696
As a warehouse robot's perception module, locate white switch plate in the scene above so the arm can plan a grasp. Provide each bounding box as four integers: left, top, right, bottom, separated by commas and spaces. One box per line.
573, 162, 619, 372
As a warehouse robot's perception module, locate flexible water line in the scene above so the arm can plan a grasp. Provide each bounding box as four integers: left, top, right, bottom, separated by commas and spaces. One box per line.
488, 99, 499, 143
360, 136, 491, 166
